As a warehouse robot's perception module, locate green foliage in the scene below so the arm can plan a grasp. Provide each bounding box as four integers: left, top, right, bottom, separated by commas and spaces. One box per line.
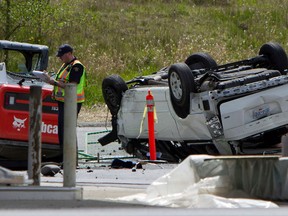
1, 0, 288, 106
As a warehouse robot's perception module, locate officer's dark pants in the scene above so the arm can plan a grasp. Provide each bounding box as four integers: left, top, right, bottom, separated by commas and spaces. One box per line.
57, 101, 82, 161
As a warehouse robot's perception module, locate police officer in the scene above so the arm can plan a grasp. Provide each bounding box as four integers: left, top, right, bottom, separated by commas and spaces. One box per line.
44, 44, 86, 161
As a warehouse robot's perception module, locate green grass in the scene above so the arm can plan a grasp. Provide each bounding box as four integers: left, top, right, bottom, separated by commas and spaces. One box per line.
3, 0, 288, 106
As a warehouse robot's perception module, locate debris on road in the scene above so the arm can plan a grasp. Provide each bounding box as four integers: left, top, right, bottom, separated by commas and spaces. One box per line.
41, 164, 61, 177
110, 158, 142, 169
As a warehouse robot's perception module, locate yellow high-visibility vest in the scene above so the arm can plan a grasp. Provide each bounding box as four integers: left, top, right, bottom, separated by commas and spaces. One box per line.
52, 59, 86, 103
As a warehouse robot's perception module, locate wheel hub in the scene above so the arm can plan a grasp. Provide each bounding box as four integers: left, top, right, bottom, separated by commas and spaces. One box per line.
170, 71, 182, 100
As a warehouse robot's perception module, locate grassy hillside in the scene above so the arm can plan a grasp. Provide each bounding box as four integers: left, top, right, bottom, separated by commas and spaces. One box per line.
3, 0, 288, 106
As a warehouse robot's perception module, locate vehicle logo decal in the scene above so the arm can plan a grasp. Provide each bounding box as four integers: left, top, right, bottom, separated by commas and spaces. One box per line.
41, 122, 58, 134
12, 116, 58, 134
13, 116, 27, 131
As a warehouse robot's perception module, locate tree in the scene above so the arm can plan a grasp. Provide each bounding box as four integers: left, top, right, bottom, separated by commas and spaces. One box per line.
0, 0, 57, 44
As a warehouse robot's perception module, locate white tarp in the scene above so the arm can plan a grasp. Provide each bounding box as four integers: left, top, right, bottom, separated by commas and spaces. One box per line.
114, 155, 288, 208
0, 166, 27, 185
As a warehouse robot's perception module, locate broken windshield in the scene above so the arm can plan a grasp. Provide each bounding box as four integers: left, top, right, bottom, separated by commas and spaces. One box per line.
0, 49, 42, 73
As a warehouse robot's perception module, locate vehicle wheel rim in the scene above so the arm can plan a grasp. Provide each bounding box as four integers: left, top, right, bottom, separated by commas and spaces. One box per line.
170, 71, 182, 100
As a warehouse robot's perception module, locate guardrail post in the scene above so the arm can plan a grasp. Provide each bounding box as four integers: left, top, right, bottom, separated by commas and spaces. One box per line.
63, 83, 77, 187
28, 85, 42, 186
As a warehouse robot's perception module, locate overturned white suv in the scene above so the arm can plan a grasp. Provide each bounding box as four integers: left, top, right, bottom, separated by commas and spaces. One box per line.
99, 42, 288, 162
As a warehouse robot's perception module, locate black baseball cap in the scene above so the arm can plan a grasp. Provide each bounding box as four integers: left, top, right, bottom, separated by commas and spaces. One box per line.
56, 44, 73, 57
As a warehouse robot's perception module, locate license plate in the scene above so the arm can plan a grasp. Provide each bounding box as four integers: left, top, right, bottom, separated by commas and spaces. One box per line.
252, 106, 270, 120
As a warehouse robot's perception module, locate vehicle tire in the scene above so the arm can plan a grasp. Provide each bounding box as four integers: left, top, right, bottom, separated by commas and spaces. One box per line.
102, 74, 128, 115
185, 52, 217, 71
168, 63, 195, 118
259, 42, 288, 74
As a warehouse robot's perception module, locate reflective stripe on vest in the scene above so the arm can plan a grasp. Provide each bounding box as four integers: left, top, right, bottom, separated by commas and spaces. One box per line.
53, 60, 86, 103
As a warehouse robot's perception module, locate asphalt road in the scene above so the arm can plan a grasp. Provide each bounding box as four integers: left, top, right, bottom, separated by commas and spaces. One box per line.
1, 208, 288, 216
